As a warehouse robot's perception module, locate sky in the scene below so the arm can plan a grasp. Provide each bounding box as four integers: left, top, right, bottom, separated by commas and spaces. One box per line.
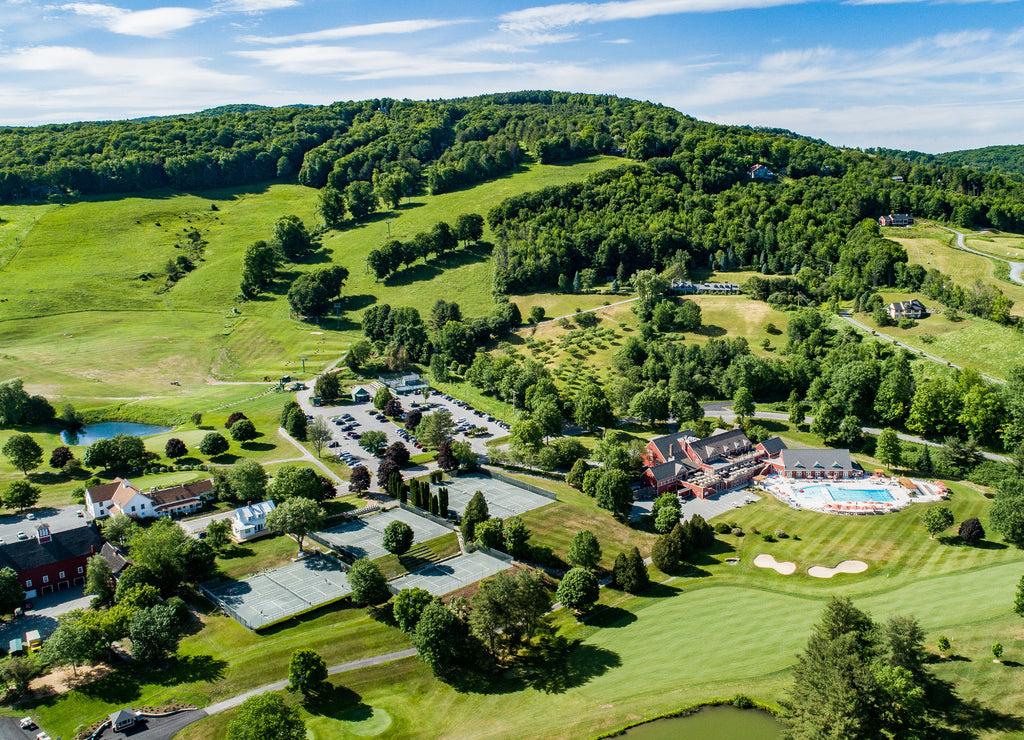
1, 0, 1022, 152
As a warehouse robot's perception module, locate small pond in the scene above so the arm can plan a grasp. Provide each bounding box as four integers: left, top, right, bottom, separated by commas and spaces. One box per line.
62, 421, 172, 446
619, 706, 784, 739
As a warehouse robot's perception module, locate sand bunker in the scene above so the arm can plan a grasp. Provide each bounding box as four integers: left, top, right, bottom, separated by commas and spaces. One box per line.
753, 553, 796, 575
808, 560, 868, 579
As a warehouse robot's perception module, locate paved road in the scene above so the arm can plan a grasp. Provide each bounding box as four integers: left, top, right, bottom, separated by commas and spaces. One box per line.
837, 310, 1005, 385
932, 223, 1024, 287
202, 648, 418, 716
99, 710, 208, 740
276, 427, 343, 484
702, 401, 1011, 464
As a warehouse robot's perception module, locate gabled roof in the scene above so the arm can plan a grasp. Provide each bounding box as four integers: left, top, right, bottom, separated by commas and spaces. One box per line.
86, 478, 130, 504
99, 542, 129, 576
0, 525, 104, 573
109, 708, 136, 724
647, 458, 698, 482
111, 480, 145, 510
648, 429, 695, 461
688, 428, 752, 464
234, 500, 275, 526
758, 437, 788, 457
148, 479, 213, 508
780, 448, 861, 472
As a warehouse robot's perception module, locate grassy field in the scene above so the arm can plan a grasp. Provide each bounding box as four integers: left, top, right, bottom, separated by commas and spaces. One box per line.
0, 157, 623, 409
837, 296, 1024, 381
963, 232, 1024, 261
892, 226, 1024, 317
178, 484, 1024, 739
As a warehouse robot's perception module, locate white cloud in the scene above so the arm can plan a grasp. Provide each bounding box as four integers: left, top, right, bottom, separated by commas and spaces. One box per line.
243, 18, 466, 45
216, 0, 298, 10
61, 3, 206, 37
235, 44, 528, 78
604, 37, 633, 43
500, 0, 807, 33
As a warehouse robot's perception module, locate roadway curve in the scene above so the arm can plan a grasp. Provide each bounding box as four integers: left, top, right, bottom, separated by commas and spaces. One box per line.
931, 223, 1024, 287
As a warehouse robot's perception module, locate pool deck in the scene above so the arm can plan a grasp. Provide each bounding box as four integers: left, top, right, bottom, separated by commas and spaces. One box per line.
759, 475, 948, 515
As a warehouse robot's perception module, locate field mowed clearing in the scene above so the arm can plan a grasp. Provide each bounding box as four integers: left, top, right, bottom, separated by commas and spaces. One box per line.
0, 157, 622, 403
893, 226, 1024, 317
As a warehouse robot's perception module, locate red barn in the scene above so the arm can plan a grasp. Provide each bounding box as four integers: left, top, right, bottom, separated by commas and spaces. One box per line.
0, 523, 104, 599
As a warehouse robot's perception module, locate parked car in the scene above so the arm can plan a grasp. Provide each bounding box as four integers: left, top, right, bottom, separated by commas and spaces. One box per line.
17, 531, 26, 540
26, 513, 35, 520
19, 717, 36, 730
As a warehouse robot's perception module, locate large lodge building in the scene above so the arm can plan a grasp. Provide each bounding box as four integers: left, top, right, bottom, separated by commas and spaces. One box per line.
641, 428, 863, 498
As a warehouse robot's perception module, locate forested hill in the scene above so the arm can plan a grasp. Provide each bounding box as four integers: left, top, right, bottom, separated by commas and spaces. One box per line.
0, 91, 822, 202
870, 144, 1024, 179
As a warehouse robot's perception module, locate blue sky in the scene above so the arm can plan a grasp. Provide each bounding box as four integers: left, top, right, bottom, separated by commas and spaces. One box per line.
1, 0, 1022, 152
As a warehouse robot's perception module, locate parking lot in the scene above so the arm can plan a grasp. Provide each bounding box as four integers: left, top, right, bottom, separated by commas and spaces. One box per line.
297, 386, 510, 476
0, 505, 87, 545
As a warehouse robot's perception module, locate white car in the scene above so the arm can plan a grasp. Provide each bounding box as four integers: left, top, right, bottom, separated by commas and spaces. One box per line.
37, 732, 52, 740
19, 717, 36, 730
17, 531, 27, 540
26, 513, 35, 520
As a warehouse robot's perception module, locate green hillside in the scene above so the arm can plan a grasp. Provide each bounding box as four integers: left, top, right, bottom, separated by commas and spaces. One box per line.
0, 157, 621, 408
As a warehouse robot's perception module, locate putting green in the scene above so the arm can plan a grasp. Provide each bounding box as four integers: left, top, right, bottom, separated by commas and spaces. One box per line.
305, 707, 393, 738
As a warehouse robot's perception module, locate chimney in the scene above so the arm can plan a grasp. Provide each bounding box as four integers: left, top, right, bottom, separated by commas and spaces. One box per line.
36, 524, 52, 544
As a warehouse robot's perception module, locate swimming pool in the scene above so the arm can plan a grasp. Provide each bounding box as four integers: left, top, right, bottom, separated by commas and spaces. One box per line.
794, 484, 894, 504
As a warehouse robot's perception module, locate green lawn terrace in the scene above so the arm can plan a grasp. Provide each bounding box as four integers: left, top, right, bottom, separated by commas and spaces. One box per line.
837, 290, 1024, 382
0, 157, 623, 407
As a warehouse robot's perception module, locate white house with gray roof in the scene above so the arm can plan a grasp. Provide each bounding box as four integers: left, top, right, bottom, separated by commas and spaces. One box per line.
231, 500, 276, 541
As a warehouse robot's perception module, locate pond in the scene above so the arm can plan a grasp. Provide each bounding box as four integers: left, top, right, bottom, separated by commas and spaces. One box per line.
62, 421, 172, 446
619, 706, 784, 739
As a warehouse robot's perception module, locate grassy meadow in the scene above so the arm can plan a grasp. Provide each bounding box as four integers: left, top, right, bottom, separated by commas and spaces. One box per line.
0, 157, 623, 410
892, 225, 1024, 316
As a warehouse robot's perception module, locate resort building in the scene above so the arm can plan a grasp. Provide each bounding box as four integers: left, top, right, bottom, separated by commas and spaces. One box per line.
85, 478, 213, 520
769, 449, 864, 479
641, 428, 789, 498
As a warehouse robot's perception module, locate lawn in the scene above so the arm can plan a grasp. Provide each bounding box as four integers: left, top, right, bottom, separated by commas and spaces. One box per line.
893, 227, 1024, 317
837, 300, 1024, 382
214, 533, 303, 580
373, 532, 461, 579
0, 157, 623, 410
963, 232, 1024, 262
180, 549, 1024, 740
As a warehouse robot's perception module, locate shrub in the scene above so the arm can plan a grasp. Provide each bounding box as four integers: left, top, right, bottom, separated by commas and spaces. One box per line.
731, 527, 743, 537
761, 533, 776, 543
714, 522, 732, 535
775, 529, 788, 539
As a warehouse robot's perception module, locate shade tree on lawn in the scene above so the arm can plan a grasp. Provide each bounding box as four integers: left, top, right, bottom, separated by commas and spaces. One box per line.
566, 529, 602, 571
266, 497, 325, 553
226, 691, 305, 740
230, 419, 258, 443
198, 432, 230, 457
2, 433, 42, 475
347, 558, 389, 606
308, 417, 332, 458
164, 438, 187, 459
556, 567, 599, 615
288, 648, 328, 698
3, 480, 40, 514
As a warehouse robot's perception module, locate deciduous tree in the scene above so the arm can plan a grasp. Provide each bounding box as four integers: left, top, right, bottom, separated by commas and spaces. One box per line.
226, 692, 305, 740
382, 520, 414, 556
567, 529, 602, 570
266, 497, 324, 553
2, 433, 42, 475
556, 567, 599, 615
347, 557, 389, 606
288, 649, 328, 697
3, 480, 39, 513
394, 587, 433, 633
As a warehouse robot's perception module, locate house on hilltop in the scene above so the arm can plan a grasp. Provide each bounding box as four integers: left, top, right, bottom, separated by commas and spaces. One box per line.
887, 299, 926, 320
85, 477, 213, 520
878, 213, 914, 227
748, 164, 775, 181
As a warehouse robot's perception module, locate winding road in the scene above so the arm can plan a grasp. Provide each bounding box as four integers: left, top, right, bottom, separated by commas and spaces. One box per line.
932, 223, 1024, 286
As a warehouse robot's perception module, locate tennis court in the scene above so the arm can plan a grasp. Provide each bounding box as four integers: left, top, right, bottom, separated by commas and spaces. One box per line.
207, 553, 351, 630
389, 550, 511, 596
435, 473, 553, 520
315, 507, 451, 561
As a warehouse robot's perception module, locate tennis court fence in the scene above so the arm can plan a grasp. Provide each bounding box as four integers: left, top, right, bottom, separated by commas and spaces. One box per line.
479, 468, 557, 501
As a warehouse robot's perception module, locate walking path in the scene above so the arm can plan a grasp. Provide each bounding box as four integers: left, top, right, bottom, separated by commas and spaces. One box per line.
277, 427, 343, 484
837, 310, 1004, 385
931, 223, 1024, 286
202, 648, 417, 715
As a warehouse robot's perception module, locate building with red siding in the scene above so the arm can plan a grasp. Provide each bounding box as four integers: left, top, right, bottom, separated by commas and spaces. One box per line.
0, 523, 104, 599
